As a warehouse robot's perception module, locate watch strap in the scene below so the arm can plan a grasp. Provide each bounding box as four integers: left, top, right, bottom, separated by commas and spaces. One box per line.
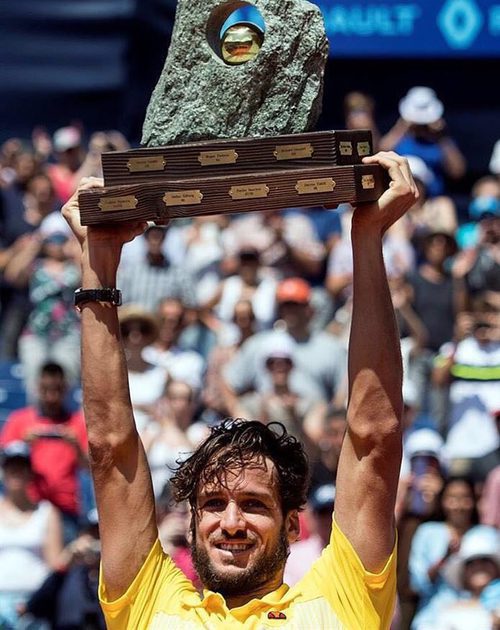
74, 288, 122, 310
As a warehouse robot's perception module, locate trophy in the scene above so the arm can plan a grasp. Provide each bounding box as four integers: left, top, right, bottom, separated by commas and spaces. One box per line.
79, 0, 387, 225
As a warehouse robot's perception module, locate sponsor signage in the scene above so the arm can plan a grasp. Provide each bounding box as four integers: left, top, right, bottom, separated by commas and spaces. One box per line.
313, 0, 500, 56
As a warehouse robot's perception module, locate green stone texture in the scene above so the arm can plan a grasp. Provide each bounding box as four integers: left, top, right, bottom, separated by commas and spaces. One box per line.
142, 0, 329, 146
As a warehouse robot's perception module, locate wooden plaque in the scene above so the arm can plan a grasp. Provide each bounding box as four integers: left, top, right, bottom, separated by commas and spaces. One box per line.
101, 130, 374, 187
79, 164, 388, 226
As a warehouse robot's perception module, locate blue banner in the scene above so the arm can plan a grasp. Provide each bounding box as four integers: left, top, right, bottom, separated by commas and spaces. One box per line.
314, 0, 500, 57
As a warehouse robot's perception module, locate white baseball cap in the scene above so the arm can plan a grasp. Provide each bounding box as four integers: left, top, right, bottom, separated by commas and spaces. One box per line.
405, 428, 444, 461
53, 126, 82, 152
442, 526, 500, 591
263, 332, 296, 364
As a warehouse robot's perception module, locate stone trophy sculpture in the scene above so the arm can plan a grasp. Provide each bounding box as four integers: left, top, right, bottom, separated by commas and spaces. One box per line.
142, 0, 329, 145
79, 0, 388, 225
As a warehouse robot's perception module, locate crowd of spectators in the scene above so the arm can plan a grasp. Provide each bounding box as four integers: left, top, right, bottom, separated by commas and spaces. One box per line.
0, 86, 499, 629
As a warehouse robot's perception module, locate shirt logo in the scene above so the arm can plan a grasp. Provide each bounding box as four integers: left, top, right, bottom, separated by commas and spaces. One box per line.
268, 611, 287, 620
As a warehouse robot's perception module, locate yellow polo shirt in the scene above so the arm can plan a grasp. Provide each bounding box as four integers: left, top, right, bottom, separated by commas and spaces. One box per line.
99, 519, 397, 629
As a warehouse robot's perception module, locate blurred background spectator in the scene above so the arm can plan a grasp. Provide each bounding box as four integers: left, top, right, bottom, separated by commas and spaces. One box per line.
414, 525, 500, 629
408, 477, 479, 629
380, 87, 466, 197
0, 7, 498, 627
344, 91, 380, 143
118, 225, 197, 312
0, 442, 63, 628
0, 363, 88, 542
4, 231, 81, 399
142, 376, 209, 499
22, 508, 105, 629
285, 484, 336, 586
118, 305, 167, 433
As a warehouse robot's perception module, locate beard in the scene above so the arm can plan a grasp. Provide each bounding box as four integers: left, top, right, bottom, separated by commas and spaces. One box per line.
191, 527, 289, 598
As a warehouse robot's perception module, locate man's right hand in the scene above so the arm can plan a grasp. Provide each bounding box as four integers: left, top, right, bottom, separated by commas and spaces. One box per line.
62, 177, 148, 250
355, 152, 418, 235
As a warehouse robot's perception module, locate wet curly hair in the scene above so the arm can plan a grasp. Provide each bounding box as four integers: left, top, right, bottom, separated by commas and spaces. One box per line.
170, 419, 309, 516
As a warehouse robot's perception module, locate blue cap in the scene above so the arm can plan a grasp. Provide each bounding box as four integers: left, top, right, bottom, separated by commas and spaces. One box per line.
469, 196, 500, 220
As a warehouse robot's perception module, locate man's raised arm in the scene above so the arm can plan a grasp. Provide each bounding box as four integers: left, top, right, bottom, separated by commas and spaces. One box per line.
334, 153, 418, 573
63, 179, 157, 600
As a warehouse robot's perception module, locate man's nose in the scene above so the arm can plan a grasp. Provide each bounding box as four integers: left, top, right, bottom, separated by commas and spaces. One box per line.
220, 502, 245, 535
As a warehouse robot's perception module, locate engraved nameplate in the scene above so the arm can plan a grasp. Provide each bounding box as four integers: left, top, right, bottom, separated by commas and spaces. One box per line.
163, 190, 204, 206
357, 142, 371, 157
229, 184, 269, 200
99, 196, 138, 212
274, 143, 314, 161
198, 150, 238, 166
296, 178, 336, 195
339, 142, 353, 156
127, 156, 166, 173
362, 175, 375, 190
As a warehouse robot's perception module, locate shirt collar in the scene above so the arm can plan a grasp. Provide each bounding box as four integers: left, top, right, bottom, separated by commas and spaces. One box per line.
182, 583, 299, 616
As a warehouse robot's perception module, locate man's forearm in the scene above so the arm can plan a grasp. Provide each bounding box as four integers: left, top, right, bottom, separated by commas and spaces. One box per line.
61, 180, 158, 600
80, 243, 136, 445
333, 152, 415, 571
348, 226, 403, 432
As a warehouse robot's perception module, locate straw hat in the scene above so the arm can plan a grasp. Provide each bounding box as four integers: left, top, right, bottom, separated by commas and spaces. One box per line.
118, 305, 159, 345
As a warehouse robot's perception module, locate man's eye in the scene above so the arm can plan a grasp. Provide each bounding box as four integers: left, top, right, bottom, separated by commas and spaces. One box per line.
203, 499, 225, 510
242, 500, 266, 511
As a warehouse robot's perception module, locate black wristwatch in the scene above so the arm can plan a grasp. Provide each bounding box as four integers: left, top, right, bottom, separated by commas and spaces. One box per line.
74, 288, 122, 311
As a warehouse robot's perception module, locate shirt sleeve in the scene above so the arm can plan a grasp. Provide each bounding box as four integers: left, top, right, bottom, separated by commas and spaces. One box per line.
0, 411, 25, 445
299, 518, 397, 630
99, 539, 197, 630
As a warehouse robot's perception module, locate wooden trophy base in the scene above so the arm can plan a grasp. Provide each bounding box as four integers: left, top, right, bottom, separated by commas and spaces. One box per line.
79, 130, 386, 226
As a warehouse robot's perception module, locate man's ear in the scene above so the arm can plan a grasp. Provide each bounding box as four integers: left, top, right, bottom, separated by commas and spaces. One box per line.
285, 510, 300, 544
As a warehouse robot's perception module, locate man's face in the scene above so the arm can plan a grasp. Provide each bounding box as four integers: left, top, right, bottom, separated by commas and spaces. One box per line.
463, 557, 499, 593
158, 301, 184, 344
424, 235, 449, 265
266, 357, 293, 387
322, 417, 346, 454
165, 381, 193, 421
441, 480, 475, 525
38, 374, 66, 417
233, 302, 254, 332
192, 459, 299, 597
479, 216, 500, 244
2, 459, 32, 493
145, 228, 166, 256
278, 301, 310, 332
